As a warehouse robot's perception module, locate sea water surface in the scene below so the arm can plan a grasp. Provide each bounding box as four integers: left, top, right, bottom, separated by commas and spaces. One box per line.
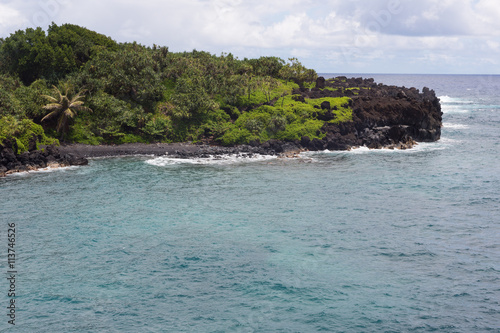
1, 75, 499, 332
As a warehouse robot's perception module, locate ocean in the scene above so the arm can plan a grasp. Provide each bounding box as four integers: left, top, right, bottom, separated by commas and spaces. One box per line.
1, 74, 499, 332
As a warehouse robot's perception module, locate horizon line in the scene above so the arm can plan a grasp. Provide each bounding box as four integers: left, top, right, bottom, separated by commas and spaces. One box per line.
318, 73, 500, 76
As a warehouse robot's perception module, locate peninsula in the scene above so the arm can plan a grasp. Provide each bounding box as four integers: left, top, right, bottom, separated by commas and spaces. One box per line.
0, 24, 442, 176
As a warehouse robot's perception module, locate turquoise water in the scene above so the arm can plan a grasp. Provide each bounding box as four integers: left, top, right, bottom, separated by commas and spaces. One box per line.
1, 75, 499, 332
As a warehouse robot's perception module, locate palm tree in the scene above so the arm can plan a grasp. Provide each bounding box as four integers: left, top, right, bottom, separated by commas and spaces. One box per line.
41, 84, 91, 140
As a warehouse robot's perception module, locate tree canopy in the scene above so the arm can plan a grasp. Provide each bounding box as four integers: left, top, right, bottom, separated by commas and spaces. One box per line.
0, 23, 357, 149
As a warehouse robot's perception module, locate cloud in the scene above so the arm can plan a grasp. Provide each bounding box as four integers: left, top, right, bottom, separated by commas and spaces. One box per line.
472, 0, 500, 35
0, 0, 499, 73
0, 3, 27, 35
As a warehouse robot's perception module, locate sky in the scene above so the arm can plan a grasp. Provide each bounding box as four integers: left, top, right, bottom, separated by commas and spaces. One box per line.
1, 0, 499, 74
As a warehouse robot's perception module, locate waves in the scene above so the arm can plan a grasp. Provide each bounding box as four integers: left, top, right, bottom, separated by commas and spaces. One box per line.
439, 95, 474, 105
145, 153, 277, 166
442, 122, 468, 129
440, 95, 500, 115
145, 142, 451, 167
301, 141, 449, 158
4, 165, 80, 178
439, 95, 473, 114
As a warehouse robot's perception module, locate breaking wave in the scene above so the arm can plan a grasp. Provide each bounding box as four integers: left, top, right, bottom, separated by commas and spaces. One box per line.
145, 153, 277, 166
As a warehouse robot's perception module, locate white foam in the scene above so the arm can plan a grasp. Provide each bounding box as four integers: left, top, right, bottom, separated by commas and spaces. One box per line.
439, 96, 473, 114
145, 154, 277, 166
441, 106, 469, 114
301, 141, 449, 157
439, 95, 473, 104
442, 122, 469, 129
6, 165, 80, 177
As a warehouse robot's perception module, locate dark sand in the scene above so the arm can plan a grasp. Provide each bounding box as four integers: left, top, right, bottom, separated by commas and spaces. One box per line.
57, 143, 205, 158
56, 142, 289, 158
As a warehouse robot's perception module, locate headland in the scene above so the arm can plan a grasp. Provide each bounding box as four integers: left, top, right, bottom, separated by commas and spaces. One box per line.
1, 76, 442, 176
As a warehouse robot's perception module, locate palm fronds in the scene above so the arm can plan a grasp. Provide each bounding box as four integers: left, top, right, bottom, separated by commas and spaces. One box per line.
41, 84, 92, 139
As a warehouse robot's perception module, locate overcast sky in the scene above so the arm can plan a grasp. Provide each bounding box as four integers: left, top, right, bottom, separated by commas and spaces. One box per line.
1, 0, 499, 74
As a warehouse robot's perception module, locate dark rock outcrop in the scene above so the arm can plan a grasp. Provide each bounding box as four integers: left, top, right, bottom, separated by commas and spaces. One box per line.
316, 76, 326, 89
0, 140, 88, 177
296, 76, 442, 151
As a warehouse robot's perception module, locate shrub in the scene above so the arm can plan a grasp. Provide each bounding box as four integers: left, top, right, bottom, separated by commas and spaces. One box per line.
142, 115, 170, 140
66, 118, 103, 145
220, 127, 256, 146
275, 119, 325, 141
0, 116, 58, 153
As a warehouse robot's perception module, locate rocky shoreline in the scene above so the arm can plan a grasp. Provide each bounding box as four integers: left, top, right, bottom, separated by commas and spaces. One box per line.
1, 76, 442, 177
295, 76, 442, 151
0, 139, 88, 177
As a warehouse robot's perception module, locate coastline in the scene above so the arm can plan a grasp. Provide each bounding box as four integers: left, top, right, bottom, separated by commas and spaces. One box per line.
56, 141, 306, 159
1, 139, 421, 177
57, 140, 418, 160
0, 141, 301, 177
2, 76, 442, 176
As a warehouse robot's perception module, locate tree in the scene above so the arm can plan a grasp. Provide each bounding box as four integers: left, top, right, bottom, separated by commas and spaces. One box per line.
47, 23, 118, 68
41, 84, 91, 139
247, 56, 285, 77
0, 27, 51, 84
0, 24, 119, 85
278, 58, 317, 85
79, 44, 164, 112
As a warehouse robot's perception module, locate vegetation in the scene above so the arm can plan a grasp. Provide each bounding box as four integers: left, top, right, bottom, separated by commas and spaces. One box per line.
0, 23, 353, 148
0, 115, 58, 153
41, 84, 92, 139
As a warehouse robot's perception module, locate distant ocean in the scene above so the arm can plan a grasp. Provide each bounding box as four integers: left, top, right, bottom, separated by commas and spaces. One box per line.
1, 74, 499, 332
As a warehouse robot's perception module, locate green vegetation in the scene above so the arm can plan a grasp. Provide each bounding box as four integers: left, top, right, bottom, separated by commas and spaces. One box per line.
0, 23, 353, 148
0, 115, 58, 153
41, 84, 92, 139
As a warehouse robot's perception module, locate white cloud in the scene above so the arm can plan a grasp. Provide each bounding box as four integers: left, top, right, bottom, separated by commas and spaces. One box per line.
0, 0, 499, 73
291, 48, 313, 59
0, 4, 27, 35
486, 40, 500, 51
472, 0, 500, 35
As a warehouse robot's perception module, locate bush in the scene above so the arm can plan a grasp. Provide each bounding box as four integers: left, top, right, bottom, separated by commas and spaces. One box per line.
220, 127, 256, 146
86, 91, 147, 136
142, 115, 170, 140
66, 118, 103, 145
0, 116, 58, 153
275, 119, 325, 141
13, 79, 52, 120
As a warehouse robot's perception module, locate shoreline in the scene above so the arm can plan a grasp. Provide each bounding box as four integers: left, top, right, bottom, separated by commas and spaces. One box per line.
57, 136, 418, 159
56, 141, 304, 159
1, 140, 421, 177
1, 141, 300, 177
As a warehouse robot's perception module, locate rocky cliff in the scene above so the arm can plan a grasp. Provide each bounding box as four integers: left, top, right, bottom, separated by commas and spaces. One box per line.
296, 76, 442, 151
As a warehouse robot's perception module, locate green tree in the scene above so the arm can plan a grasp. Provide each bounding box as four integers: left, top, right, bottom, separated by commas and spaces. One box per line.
14, 79, 52, 121
47, 23, 118, 68
78, 44, 164, 111
172, 75, 219, 119
0, 74, 23, 117
246, 56, 285, 77
278, 58, 317, 85
256, 76, 280, 103
0, 24, 119, 85
0, 27, 51, 84
41, 84, 92, 139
